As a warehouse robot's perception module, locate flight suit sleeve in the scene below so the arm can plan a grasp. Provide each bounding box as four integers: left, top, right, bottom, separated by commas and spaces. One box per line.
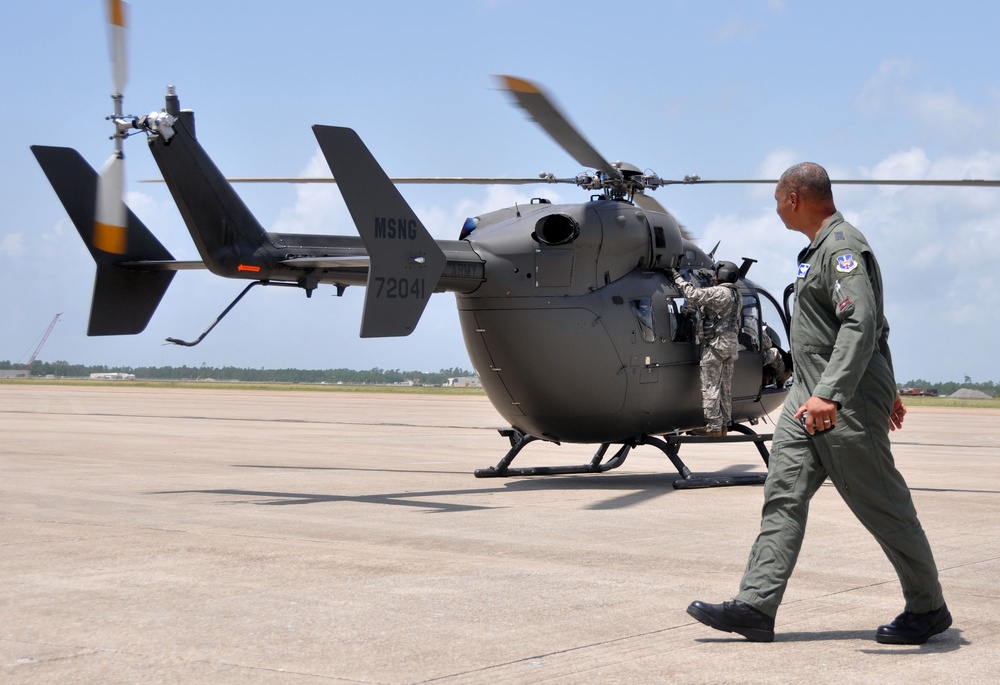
811, 249, 878, 406
878, 315, 895, 378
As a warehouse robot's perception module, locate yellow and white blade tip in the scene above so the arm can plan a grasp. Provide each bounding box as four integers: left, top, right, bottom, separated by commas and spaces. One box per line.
497, 75, 540, 94
108, 0, 127, 28
95, 155, 127, 254
108, 0, 128, 95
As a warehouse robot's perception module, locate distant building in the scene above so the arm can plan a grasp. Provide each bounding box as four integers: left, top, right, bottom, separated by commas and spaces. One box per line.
443, 376, 481, 388
89, 372, 136, 381
0, 369, 30, 379
900, 387, 938, 396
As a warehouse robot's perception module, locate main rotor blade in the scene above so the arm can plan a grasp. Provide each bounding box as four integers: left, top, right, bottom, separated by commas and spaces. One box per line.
835, 178, 1000, 186
631, 192, 669, 214
496, 75, 620, 180
149, 176, 1000, 188
632, 192, 695, 241
662, 178, 1000, 187
145, 176, 579, 185
107, 0, 128, 96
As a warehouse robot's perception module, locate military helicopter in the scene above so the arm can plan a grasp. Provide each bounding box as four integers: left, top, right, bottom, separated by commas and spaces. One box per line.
31, 3, 999, 488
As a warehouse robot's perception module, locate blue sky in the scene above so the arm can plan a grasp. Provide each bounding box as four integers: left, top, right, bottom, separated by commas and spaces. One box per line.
3, 1, 999, 383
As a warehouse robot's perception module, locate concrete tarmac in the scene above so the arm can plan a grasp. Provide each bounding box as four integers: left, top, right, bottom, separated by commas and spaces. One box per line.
2, 383, 998, 684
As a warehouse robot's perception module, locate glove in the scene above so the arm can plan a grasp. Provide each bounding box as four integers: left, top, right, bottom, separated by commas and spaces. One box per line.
697, 268, 712, 280
665, 267, 679, 280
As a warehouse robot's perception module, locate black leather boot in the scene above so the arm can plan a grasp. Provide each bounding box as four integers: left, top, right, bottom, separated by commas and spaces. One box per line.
687, 600, 775, 642
876, 604, 952, 645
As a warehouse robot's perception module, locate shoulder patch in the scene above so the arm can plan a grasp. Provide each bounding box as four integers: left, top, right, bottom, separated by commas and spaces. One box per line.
797, 263, 811, 279
835, 253, 858, 273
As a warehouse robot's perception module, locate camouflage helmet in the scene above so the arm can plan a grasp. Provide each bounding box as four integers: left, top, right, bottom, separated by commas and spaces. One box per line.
714, 260, 739, 284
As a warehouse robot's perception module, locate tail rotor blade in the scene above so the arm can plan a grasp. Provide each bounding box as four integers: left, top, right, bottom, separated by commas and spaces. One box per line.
107, 0, 128, 96
97, 0, 130, 255
95, 153, 127, 254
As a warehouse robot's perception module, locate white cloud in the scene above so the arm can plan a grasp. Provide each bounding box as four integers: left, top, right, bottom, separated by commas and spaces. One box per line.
864, 147, 931, 180
908, 89, 990, 140
714, 17, 762, 42
270, 149, 350, 235
856, 60, 1000, 147
1, 232, 25, 256
855, 59, 912, 116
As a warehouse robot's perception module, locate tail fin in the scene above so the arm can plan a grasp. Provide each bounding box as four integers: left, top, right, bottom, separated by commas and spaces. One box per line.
312, 125, 447, 337
146, 110, 274, 276
31, 145, 175, 335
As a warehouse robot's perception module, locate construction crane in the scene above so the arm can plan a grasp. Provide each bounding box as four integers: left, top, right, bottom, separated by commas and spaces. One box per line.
21, 313, 62, 369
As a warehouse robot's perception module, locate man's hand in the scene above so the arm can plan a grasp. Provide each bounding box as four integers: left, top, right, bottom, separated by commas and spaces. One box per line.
794, 396, 838, 435
889, 394, 907, 431
665, 267, 679, 280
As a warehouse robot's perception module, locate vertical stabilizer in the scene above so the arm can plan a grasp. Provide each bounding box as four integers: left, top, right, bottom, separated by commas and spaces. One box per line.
32, 145, 175, 335
313, 125, 447, 337
147, 111, 274, 276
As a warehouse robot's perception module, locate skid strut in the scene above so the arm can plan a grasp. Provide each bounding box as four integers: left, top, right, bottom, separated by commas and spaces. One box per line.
474, 424, 772, 489
648, 423, 772, 489
474, 429, 633, 478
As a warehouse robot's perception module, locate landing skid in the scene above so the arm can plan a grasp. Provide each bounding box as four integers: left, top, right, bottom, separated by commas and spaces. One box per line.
473, 424, 771, 489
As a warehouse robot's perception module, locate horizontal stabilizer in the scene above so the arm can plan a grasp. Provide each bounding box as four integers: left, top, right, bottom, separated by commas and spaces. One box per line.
312, 125, 447, 337
278, 255, 371, 269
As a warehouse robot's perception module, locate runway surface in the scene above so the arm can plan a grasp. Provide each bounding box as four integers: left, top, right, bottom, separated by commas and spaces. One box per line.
2, 384, 998, 683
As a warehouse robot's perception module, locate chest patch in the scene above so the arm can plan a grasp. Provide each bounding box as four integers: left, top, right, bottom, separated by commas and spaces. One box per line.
797, 263, 811, 279
836, 254, 858, 273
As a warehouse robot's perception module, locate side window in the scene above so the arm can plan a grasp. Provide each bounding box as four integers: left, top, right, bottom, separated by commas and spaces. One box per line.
630, 298, 655, 343
667, 297, 697, 344
740, 294, 761, 351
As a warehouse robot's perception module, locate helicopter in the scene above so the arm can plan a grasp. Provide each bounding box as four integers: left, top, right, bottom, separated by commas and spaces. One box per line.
31, 3, 999, 488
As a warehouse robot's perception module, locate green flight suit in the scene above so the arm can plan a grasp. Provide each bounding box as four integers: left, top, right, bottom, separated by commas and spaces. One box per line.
735, 212, 944, 617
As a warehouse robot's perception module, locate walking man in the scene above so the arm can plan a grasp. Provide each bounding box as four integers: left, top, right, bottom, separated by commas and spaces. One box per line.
686, 162, 950, 644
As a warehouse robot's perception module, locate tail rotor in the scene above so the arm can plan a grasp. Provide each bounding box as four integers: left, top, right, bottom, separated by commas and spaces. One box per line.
95, 0, 129, 254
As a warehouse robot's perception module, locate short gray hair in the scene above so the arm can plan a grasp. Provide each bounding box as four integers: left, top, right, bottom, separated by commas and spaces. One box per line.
778, 162, 833, 202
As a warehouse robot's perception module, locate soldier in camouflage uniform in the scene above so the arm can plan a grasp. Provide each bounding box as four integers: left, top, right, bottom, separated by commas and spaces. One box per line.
761, 322, 788, 387
686, 162, 950, 646
667, 262, 742, 437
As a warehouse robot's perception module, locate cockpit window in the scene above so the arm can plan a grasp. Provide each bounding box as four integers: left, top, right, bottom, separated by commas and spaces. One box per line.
739, 294, 761, 351
668, 297, 697, 344
630, 298, 655, 343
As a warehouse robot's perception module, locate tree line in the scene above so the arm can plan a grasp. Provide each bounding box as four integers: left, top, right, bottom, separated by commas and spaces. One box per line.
2, 360, 475, 386
897, 377, 1000, 398
4, 360, 997, 396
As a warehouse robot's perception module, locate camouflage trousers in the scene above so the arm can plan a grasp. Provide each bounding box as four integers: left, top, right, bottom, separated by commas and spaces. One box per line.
700, 347, 736, 431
